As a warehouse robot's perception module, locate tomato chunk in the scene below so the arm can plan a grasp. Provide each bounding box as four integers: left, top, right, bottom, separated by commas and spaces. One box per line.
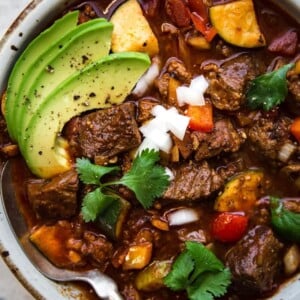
212, 212, 248, 243
186, 103, 213, 132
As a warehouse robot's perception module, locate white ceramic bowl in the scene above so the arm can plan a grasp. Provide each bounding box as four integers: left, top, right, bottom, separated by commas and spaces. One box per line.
0, 1, 300, 299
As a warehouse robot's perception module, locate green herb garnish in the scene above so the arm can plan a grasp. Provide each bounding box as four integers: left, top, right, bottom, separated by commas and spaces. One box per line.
270, 196, 300, 242
76, 149, 170, 222
164, 241, 231, 300
246, 63, 294, 111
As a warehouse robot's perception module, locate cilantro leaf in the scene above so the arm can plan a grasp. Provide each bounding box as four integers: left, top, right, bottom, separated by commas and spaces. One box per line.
76, 149, 171, 222
187, 268, 232, 300
164, 250, 194, 291
81, 187, 118, 222
246, 63, 294, 111
76, 158, 119, 185
164, 241, 231, 300
118, 149, 170, 209
270, 196, 300, 242
186, 241, 224, 281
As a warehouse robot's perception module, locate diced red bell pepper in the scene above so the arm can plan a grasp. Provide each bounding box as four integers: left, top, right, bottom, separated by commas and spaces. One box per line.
186, 103, 214, 132
187, 0, 209, 23
190, 12, 217, 42
290, 117, 300, 143
212, 212, 248, 243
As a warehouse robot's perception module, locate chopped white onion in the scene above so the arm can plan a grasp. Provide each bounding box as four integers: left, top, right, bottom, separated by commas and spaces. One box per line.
165, 167, 175, 181
138, 104, 190, 154
136, 137, 159, 155
165, 109, 190, 140
278, 142, 297, 162
145, 128, 173, 153
176, 75, 208, 107
190, 75, 209, 93
139, 117, 168, 136
132, 58, 160, 97
167, 208, 199, 226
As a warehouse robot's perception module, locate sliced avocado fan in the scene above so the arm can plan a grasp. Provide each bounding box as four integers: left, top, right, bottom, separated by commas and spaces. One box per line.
17, 19, 113, 143
5, 11, 79, 141
22, 52, 151, 178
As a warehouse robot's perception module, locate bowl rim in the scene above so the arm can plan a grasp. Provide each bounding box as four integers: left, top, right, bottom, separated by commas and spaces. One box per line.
0, 1, 300, 299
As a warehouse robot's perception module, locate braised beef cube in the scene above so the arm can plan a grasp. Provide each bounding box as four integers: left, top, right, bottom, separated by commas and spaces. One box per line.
68, 103, 141, 162
27, 170, 78, 220
172, 131, 194, 160
204, 54, 264, 111
247, 115, 294, 163
163, 161, 237, 201
226, 225, 283, 296
156, 58, 191, 99
81, 231, 113, 269
137, 98, 159, 123
192, 119, 246, 161
288, 74, 300, 102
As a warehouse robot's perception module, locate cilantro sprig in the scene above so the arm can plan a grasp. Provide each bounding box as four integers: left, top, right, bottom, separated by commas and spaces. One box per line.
246, 63, 294, 111
164, 241, 231, 300
76, 149, 170, 222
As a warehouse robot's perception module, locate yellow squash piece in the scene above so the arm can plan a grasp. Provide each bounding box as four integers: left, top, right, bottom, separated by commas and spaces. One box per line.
209, 0, 266, 48
110, 0, 159, 56
214, 169, 265, 212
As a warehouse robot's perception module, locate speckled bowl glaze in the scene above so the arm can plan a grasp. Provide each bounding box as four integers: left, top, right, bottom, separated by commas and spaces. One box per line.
0, 1, 299, 299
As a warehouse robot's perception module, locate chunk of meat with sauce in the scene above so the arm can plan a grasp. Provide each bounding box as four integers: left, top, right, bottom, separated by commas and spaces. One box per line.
288, 74, 300, 102
191, 118, 246, 161
80, 231, 113, 269
163, 161, 237, 201
27, 170, 78, 220
268, 29, 298, 56
65, 103, 141, 164
156, 57, 191, 101
247, 114, 295, 164
203, 54, 264, 111
226, 225, 283, 296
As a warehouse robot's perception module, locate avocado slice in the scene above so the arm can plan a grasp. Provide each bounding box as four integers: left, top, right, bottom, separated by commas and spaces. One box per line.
5, 11, 79, 141
8, 18, 113, 142
16, 19, 113, 143
21, 52, 150, 178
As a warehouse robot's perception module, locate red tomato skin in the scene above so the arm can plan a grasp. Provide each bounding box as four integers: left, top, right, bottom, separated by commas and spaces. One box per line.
212, 212, 248, 243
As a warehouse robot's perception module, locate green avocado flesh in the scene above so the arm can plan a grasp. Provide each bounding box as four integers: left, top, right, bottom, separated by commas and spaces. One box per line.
5, 11, 79, 141
17, 19, 113, 143
22, 52, 150, 178
8, 17, 113, 142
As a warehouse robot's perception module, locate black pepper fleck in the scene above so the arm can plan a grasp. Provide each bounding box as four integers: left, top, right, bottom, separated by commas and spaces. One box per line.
1, 251, 9, 258
11, 45, 18, 51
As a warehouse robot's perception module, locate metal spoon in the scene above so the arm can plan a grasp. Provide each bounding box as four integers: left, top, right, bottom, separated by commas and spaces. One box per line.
0, 160, 123, 300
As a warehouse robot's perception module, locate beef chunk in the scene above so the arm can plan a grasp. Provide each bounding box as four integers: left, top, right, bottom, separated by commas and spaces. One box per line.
204, 54, 263, 111
288, 74, 300, 102
268, 29, 298, 56
66, 103, 141, 162
136, 98, 159, 123
163, 161, 237, 201
226, 225, 283, 295
27, 170, 78, 219
81, 231, 113, 269
191, 119, 246, 161
156, 57, 191, 101
247, 114, 294, 163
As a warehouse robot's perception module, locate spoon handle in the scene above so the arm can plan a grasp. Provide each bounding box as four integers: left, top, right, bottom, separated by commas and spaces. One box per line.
80, 269, 124, 300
